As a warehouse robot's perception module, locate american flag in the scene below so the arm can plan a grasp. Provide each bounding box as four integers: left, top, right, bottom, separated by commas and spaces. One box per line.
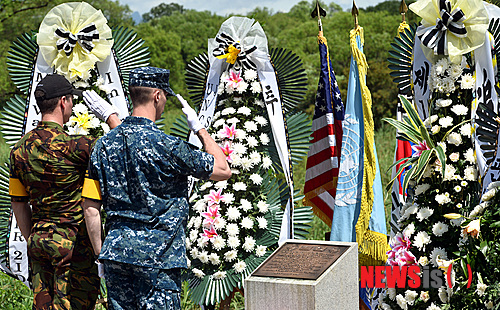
303, 35, 345, 226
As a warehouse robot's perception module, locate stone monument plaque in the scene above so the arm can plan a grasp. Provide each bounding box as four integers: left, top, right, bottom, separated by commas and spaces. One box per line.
252, 241, 348, 280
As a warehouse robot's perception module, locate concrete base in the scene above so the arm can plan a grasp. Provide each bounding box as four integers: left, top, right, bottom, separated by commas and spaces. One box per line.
245, 240, 359, 310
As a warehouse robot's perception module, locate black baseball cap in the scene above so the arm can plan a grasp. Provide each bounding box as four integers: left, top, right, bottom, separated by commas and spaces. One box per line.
35, 74, 83, 101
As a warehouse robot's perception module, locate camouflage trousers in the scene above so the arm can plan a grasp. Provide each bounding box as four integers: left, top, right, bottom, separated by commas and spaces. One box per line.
102, 260, 181, 310
27, 224, 100, 310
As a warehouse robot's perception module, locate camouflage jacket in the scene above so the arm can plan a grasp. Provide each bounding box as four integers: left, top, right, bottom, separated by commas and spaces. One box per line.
9, 121, 95, 231
85, 116, 214, 269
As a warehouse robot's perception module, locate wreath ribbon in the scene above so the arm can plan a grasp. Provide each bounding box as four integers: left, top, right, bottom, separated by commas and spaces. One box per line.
55, 23, 99, 56
418, 0, 467, 55
213, 32, 257, 70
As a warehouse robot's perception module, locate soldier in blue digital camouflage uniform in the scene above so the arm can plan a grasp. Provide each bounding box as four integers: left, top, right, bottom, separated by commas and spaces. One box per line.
82, 67, 231, 310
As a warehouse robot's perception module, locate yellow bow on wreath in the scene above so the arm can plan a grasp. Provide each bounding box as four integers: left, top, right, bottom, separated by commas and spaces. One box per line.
410, 0, 489, 63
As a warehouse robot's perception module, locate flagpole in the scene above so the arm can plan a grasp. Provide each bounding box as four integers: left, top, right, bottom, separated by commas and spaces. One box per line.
400, 0, 408, 23
311, 0, 326, 35
352, 0, 359, 29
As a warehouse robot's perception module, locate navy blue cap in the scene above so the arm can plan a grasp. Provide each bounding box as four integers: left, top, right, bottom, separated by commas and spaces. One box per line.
129, 67, 175, 96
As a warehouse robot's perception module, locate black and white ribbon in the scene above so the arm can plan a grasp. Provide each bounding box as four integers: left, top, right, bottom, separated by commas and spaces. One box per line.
212, 32, 258, 70
55, 23, 99, 56
418, 0, 467, 55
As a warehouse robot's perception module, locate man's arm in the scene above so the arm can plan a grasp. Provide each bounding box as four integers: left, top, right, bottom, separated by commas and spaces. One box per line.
82, 198, 102, 256
196, 129, 231, 181
11, 201, 31, 241
106, 113, 121, 129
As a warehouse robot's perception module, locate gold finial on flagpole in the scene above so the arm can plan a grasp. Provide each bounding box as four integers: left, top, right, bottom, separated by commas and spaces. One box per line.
400, 0, 408, 23
311, 0, 327, 36
352, 0, 359, 28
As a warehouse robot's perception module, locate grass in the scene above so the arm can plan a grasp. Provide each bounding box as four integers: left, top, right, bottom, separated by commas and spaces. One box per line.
0, 108, 397, 308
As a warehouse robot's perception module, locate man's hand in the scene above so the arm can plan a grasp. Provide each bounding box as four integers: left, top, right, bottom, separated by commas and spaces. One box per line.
83, 90, 119, 121
177, 94, 204, 133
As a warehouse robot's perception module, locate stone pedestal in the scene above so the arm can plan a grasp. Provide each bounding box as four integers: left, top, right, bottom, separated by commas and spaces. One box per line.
245, 240, 358, 310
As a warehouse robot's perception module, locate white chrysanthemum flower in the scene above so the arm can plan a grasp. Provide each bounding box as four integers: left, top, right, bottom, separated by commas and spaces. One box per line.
235, 129, 246, 140
430, 247, 448, 267
227, 236, 240, 249
227, 207, 241, 221
464, 166, 477, 181
198, 251, 209, 263
458, 123, 472, 138
426, 302, 441, 310
194, 200, 206, 213
417, 207, 434, 221
217, 83, 225, 95
224, 250, 238, 262
257, 200, 269, 213
249, 151, 261, 164
189, 230, 198, 241
247, 136, 259, 148
439, 116, 454, 128
213, 119, 225, 128
200, 182, 213, 191
403, 223, 415, 237
255, 116, 268, 126
240, 199, 252, 211
197, 237, 208, 248
447, 132, 462, 146
242, 236, 256, 252
222, 107, 236, 115
418, 256, 429, 266
222, 192, 234, 205
193, 217, 203, 228
435, 193, 451, 205
432, 222, 449, 237
213, 216, 226, 230
396, 294, 407, 310
454, 185, 461, 192
244, 121, 258, 132
240, 156, 254, 171
250, 174, 263, 185
449, 152, 459, 162
193, 268, 205, 278
237, 106, 252, 116
443, 165, 456, 181
244, 69, 257, 81
449, 63, 463, 79
260, 133, 270, 145
387, 288, 397, 301
241, 217, 254, 229
476, 282, 488, 296
212, 236, 226, 251
255, 245, 267, 257
226, 223, 239, 236
236, 81, 249, 93
254, 99, 265, 107
262, 156, 273, 169
213, 271, 226, 280
415, 184, 430, 196
233, 182, 247, 191
232, 143, 247, 155
461, 73, 475, 89
250, 81, 262, 93
256, 216, 268, 229
438, 287, 448, 303
190, 247, 200, 259
209, 253, 220, 265
436, 99, 453, 108
405, 290, 418, 306
215, 180, 228, 190
431, 125, 441, 134
234, 260, 247, 273
73, 103, 89, 114
464, 148, 476, 163
413, 231, 431, 250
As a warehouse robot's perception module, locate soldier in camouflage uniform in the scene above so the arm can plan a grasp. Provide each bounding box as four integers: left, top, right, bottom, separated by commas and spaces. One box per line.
9, 74, 121, 310
82, 67, 231, 310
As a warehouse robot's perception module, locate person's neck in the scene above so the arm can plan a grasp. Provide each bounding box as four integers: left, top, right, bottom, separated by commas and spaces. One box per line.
41, 114, 63, 126
131, 104, 156, 122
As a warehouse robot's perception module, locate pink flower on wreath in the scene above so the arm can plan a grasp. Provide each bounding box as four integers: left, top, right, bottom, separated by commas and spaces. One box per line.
205, 188, 225, 206
394, 249, 417, 266
391, 233, 411, 252
220, 141, 234, 162
202, 205, 221, 227
220, 124, 237, 140
201, 225, 218, 242
412, 140, 430, 157
224, 70, 243, 89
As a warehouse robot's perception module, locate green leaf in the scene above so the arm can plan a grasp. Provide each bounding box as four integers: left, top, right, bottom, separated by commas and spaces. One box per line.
399, 95, 426, 131
382, 117, 422, 144
434, 145, 447, 176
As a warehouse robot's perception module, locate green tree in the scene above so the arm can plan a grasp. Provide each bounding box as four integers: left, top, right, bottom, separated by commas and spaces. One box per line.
142, 2, 185, 22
